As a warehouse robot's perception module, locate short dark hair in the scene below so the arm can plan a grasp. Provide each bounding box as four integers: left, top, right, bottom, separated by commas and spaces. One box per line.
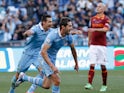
60, 17, 71, 28
0, 22, 2, 27
41, 14, 51, 22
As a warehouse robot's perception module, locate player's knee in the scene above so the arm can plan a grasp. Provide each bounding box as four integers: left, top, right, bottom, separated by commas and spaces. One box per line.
101, 65, 106, 70
90, 65, 95, 70
54, 79, 61, 85
42, 85, 51, 89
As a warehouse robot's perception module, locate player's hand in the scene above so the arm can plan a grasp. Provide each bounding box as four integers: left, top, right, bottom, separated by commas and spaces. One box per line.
23, 32, 28, 39
51, 66, 60, 74
70, 30, 82, 35
74, 64, 79, 72
88, 41, 91, 47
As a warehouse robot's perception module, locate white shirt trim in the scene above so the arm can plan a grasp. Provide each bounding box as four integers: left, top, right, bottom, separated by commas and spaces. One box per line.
58, 28, 62, 37
38, 22, 44, 30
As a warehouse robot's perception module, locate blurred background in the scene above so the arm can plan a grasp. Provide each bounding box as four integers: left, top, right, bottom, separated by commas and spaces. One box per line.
0, 0, 124, 46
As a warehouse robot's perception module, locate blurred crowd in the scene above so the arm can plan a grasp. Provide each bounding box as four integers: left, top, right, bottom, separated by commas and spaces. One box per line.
0, 0, 124, 46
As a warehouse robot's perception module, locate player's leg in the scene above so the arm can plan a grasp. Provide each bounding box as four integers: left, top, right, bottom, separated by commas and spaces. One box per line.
84, 64, 94, 89
42, 59, 60, 93
41, 60, 60, 93
85, 45, 97, 90
98, 46, 107, 92
100, 65, 107, 92
98, 46, 107, 91
26, 66, 45, 93
50, 73, 61, 93
18, 59, 52, 92
26, 74, 42, 93
26, 56, 46, 93
16, 72, 52, 89
8, 54, 32, 93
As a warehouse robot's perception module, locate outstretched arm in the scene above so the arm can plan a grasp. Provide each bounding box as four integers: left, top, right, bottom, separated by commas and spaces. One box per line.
23, 30, 34, 38
70, 29, 82, 35
69, 43, 79, 72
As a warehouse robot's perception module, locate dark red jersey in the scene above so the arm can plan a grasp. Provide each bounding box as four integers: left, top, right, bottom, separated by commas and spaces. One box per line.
90, 14, 110, 46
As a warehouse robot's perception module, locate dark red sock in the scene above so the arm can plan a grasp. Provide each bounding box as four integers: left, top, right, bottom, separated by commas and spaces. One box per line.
88, 66, 95, 84
102, 68, 107, 85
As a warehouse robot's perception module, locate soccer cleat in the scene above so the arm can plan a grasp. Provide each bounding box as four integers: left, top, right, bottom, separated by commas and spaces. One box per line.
15, 72, 25, 87
84, 83, 93, 90
100, 85, 107, 92
26, 92, 34, 93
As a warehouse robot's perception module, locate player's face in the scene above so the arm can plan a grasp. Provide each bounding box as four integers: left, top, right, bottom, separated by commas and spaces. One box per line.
96, 3, 105, 13
64, 21, 73, 35
44, 18, 53, 30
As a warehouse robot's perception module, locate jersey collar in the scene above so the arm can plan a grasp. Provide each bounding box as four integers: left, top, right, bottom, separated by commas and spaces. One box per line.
39, 22, 44, 31
58, 28, 62, 37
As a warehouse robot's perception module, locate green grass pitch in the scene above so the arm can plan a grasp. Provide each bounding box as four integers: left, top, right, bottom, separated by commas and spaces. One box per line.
0, 70, 124, 93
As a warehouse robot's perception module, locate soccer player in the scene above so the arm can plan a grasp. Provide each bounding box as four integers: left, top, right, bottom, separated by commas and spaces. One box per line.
16, 17, 79, 93
84, 3, 111, 92
8, 14, 53, 93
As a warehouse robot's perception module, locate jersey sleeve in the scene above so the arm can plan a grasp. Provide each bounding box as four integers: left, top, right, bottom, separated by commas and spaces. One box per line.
44, 32, 55, 46
104, 16, 111, 29
30, 25, 37, 34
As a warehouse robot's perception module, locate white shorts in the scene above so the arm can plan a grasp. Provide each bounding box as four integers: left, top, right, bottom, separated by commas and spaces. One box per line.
89, 45, 107, 65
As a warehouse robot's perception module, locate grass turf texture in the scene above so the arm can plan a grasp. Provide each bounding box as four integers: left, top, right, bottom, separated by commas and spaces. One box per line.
0, 70, 124, 93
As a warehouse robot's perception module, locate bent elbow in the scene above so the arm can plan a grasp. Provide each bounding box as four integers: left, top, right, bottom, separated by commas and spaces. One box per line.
41, 50, 44, 56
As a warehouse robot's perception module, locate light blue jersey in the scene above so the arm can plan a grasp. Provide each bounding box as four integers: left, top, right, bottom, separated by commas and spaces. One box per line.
24, 23, 51, 55
40, 28, 73, 77
17, 23, 51, 72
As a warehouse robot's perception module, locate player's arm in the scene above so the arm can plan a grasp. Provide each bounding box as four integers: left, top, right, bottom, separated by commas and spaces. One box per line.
88, 19, 92, 46
69, 43, 79, 72
41, 41, 59, 74
41, 43, 53, 67
23, 30, 34, 38
88, 30, 92, 46
89, 26, 109, 32
70, 29, 82, 35
89, 17, 111, 32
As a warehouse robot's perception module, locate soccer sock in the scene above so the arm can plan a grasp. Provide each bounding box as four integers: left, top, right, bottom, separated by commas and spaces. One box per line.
11, 75, 17, 88
52, 85, 60, 93
22, 74, 43, 87
101, 67, 107, 85
88, 66, 95, 84
8, 76, 17, 93
27, 74, 43, 92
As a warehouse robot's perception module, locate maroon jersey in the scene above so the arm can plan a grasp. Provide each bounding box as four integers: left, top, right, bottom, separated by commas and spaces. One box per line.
90, 14, 110, 46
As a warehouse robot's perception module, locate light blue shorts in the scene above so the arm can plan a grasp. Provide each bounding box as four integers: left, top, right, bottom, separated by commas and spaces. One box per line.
17, 52, 41, 73
38, 56, 54, 77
